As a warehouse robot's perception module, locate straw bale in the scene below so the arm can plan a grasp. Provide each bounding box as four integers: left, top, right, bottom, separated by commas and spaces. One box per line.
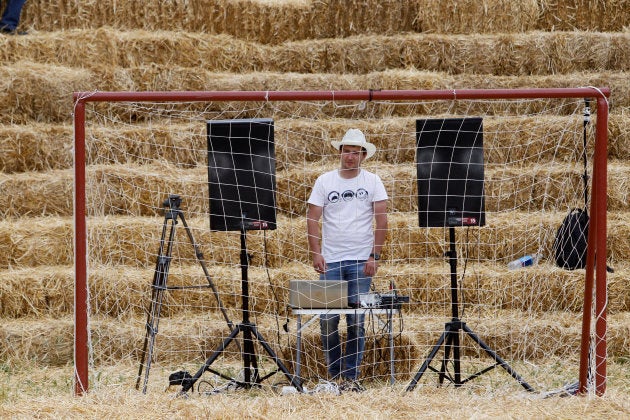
606, 213, 630, 263
0, 266, 74, 318
7, 256, 625, 320
0, 318, 74, 365
0, 124, 72, 173
1, 210, 626, 272
3, 312, 628, 369
91, 315, 242, 365
7, 153, 617, 219
2, 66, 629, 123
414, 0, 539, 34
609, 114, 630, 160
16, 0, 630, 39
0, 170, 73, 218
280, 326, 419, 382
83, 69, 630, 121
86, 164, 209, 217
87, 264, 246, 319
607, 163, 630, 212
465, 264, 588, 313
5, 112, 624, 175
608, 269, 630, 314
402, 311, 585, 360
86, 122, 206, 168
20, 1, 414, 43
0, 62, 93, 125
534, 0, 630, 32
0, 217, 74, 269
3, 28, 630, 76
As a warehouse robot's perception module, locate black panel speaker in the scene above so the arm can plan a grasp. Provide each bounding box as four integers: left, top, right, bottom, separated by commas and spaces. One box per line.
416, 117, 486, 228
207, 118, 276, 231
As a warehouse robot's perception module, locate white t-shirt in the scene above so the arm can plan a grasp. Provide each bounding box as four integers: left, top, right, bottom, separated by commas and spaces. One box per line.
308, 169, 388, 263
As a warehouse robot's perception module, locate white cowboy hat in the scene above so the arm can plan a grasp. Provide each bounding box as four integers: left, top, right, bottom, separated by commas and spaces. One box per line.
331, 128, 376, 159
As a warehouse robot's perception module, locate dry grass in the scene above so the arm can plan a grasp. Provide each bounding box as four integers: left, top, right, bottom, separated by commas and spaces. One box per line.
0, 361, 629, 418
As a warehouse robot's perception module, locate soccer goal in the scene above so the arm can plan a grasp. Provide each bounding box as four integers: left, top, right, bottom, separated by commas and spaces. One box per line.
72, 88, 609, 396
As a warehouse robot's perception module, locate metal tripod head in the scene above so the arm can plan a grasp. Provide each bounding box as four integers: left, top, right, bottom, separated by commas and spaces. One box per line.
163, 194, 182, 210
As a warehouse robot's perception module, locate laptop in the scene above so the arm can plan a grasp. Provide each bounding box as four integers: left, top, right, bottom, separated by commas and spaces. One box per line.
289, 280, 349, 309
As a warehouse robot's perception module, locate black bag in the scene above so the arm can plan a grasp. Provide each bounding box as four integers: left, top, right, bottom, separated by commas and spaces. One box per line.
168, 370, 193, 387
553, 208, 589, 270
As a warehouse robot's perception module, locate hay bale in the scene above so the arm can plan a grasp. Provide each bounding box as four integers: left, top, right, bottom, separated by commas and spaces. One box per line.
2, 64, 629, 123
4, 28, 630, 81
0, 62, 93, 124
1, 211, 625, 271
0, 267, 74, 318
4, 155, 627, 219
0, 318, 74, 365
18, 0, 630, 38
414, 0, 539, 33
279, 318, 420, 382
4, 113, 627, 173
0, 124, 72, 173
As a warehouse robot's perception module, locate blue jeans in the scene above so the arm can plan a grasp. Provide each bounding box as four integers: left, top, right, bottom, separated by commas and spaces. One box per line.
1, 0, 26, 30
319, 260, 371, 380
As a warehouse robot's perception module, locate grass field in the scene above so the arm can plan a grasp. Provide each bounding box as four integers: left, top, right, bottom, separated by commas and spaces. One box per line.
1, 359, 629, 418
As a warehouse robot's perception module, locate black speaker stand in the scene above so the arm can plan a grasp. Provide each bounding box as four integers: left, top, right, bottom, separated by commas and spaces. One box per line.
179, 226, 303, 394
406, 226, 534, 392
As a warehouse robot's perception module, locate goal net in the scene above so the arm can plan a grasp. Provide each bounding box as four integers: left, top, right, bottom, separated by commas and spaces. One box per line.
73, 89, 609, 396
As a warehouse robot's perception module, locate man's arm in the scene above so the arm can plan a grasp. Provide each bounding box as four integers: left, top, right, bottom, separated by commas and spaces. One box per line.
306, 204, 326, 273
373, 199, 388, 256
365, 199, 388, 276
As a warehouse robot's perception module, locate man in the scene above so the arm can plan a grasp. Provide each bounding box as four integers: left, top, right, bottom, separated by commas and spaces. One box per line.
1, 0, 27, 35
306, 128, 388, 392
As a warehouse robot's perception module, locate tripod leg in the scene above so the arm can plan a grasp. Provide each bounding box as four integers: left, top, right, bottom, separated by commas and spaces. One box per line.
178, 212, 234, 331
462, 323, 534, 392
438, 322, 462, 386
137, 285, 166, 393
181, 325, 242, 393
406, 330, 448, 391
242, 325, 259, 386
439, 328, 456, 386
250, 325, 304, 392
135, 215, 176, 393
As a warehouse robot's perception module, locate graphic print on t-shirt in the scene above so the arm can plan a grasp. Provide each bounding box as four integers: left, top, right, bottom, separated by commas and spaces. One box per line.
328, 188, 369, 204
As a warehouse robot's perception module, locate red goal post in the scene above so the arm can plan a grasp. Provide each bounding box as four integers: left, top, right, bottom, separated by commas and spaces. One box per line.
72, 88, 610, 396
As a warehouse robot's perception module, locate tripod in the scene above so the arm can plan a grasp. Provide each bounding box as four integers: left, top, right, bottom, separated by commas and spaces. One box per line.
135, 194, 234, 394
179, 222, 303, 394
406, 225, 534, 392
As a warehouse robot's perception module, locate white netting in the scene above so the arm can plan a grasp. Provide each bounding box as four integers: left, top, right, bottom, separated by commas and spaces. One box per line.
79, 94, 603, 395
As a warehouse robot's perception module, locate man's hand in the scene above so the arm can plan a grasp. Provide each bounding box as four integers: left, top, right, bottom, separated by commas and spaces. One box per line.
312, 253, 327, 274
363, 257, 378, 276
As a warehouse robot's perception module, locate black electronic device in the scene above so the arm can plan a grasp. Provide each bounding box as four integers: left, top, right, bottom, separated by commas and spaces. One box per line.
207, 118, 276, 231
416, 117, 485, 228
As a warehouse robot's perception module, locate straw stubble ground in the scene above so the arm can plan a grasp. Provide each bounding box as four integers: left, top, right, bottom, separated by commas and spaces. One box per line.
0, 362, 629, 418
